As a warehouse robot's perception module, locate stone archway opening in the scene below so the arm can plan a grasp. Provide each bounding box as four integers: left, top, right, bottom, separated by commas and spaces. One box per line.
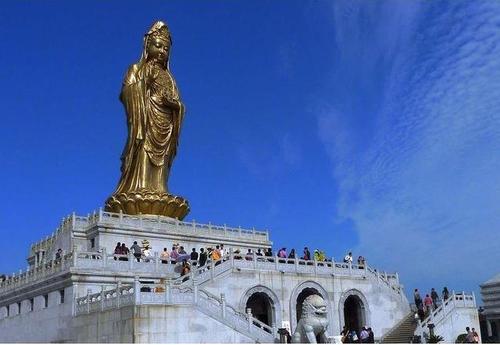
344, 295, 365, 334
246, 292, 274, 327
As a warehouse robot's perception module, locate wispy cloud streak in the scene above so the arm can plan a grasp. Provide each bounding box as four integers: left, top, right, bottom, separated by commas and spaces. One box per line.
320, 1, 500, 292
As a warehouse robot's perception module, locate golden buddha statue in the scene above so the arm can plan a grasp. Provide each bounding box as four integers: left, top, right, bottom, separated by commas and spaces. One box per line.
105, 21, 189, 219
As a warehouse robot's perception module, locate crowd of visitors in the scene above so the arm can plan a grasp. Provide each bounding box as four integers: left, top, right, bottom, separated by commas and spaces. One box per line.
413, 287, 452, 321
341, 325, 375, 343
464, 326, 480, 343
109, 240, 366, 279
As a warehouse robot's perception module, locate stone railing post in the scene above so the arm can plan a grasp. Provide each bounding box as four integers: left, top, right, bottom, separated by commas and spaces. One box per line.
134, 276, 140, 304
272, 323, 277, 337
294, 257, 299, 272
72, 246, 78, 267
100, 285, 105, 311
246, 308, 253, 331
165, 281, 171, 304
154, 252, 159, 272
102, 248, 107, 268
194, 285, 199, 303
86, 288, 91, 314
462, 291, 466, 307
253, 252, 257, 269
348, 262, 352, 275
313, 258, 318, 275
229, 248, 234, 267
98, 207, 103, 222
221, 293, 226, 319
117, 280, 122, 308
72, 282, 79, 316
472, 291, 476, 307
129, 252, 134, 269
119, 210, 123, 225
274, 255, 279, 270
210, 260, 215, 280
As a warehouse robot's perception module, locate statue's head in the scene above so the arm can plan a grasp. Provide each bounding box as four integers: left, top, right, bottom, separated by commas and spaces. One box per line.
143, 21, 172, 66
301, 294, 328, 319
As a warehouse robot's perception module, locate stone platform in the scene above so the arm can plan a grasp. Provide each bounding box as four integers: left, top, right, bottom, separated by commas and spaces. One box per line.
0, 209, 410, 343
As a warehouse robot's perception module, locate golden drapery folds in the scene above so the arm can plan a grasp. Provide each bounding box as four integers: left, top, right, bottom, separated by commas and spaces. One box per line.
105, 21, 189, 219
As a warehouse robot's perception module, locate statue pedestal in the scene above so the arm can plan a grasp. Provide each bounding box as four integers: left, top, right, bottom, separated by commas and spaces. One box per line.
104, 191, 189, 220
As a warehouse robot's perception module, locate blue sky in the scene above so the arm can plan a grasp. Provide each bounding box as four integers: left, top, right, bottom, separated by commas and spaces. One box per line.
0, 1, 499, 301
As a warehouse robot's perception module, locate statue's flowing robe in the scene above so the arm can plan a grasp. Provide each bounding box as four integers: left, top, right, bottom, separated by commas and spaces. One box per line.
114, 62, 184, 194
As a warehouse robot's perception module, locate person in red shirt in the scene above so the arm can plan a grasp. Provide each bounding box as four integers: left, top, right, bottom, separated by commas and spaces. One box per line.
423, 294, 434, 314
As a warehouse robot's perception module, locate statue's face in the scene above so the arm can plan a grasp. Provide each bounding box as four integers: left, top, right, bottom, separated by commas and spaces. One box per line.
303, 294, 328, 319
147, 37, 170, 65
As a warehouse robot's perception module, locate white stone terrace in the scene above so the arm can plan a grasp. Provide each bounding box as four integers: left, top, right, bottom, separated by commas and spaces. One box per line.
0, 249, 403, 298
30, 209, 270, 254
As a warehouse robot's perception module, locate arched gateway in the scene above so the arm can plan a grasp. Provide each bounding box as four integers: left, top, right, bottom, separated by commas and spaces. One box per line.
338, 289, 370, 333
240, 285, 281, 329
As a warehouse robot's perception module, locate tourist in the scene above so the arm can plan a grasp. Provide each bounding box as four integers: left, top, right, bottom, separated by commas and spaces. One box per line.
314, 249, 320, 261
256, 248, 264, 262
170, 245, 179, 264
219, 244, 225, 258
303, 247, 311, 261
178, 246, 187, 255
349, 330, 358, 343
442, 287, 449, 301
288, 248, 296, 263
423, 294, 433, 313
318, 250, 326, 262
343, 251, 353, 264
160, 248, 169, 264
278, 247, 287, 263
120, 243, 129, 261
180, 260, 191, 282
199, 248, 207, 268
155, 278, 166, 292
367, 327, 374, 343
130, 241, 142, 262
114, 242, 122, 260
472, 327, 479, 343
233, 248, 243, 260
55, 248, 63, 262
357, 255, 366, 267
431, 288, 439, 308
465, 327, 474, 343
245, 248, 253, 261
265, 248, 273, 261
142, 245, 152, 262
211, 246, 222, 264
190, 248, 199, 266
340, 326, 349, 343
360, 326, 369, 343
417, 306, 425, 322
414, 289, 422, 309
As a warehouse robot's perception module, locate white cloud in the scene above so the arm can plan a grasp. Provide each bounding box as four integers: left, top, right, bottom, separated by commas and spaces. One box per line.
320, 1, 500, 294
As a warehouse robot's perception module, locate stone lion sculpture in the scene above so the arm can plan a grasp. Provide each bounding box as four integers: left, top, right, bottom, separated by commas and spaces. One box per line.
292, 294, 330, 343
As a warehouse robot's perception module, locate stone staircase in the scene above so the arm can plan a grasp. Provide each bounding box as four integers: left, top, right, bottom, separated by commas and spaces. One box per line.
380, 312, 417, 343
195, 288, 276, 343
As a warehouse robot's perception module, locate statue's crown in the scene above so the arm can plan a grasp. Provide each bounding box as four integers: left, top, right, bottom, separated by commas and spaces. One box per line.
146, 21, 171, 43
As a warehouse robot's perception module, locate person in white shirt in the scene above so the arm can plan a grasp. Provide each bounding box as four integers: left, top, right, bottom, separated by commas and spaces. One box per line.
344, 251, 353, 264
360, 327, 369, 343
